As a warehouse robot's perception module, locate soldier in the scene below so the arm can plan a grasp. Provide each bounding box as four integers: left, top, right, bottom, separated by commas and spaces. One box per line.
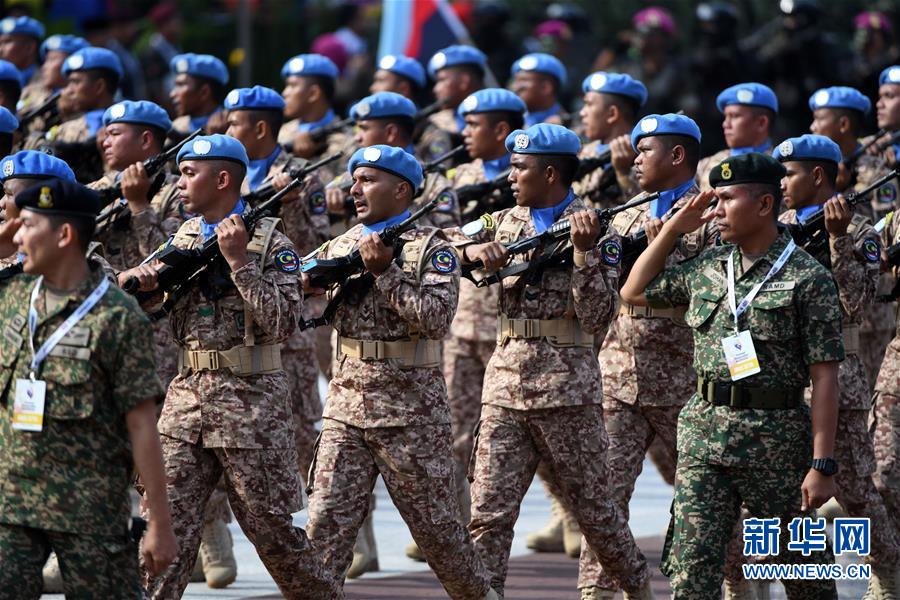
871, 66, 900, 173
427, 45, 487, 138
168, 53, 229, 138
620, 152, 842, 598
121, 134, 339, 599
18, 35, 88, 124
278, 53, 352, 178
0, 16, 43, 86
459, 123, 653, 599
370, 54, 454, 163
0, 106, 16, 158
0, 179, 177, 598
574, 72, 646, 209
772, 134, 900, 597
809, 85, 899, 394
578, 113, 714, 599
510, 52, 570, 127
302, 145, 498, 600
696, 83, 777, 191
0, 59, 22, 113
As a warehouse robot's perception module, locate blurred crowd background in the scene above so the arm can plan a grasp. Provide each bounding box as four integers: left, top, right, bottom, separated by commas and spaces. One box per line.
5, 0, 900, 154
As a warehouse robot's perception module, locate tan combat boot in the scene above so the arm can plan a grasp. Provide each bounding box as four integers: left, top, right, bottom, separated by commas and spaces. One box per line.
189, 552, 205, 582
42, 553, 63, 593
347, 511, 379, 578
580, 585, 616, 600
526, 496, 565, 553
563, 514, 582, 559
818, 497, 846, 521
862, 565, 899, 600
199, 518, 237, 588
405, 539, 426, 562
484, 587, 502, 599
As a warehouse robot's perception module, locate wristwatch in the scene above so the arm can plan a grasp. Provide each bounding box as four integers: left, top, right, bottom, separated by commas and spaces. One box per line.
811, 457, 838, 476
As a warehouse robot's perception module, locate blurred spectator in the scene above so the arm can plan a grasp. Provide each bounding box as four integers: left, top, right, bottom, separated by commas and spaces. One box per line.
106, 9, 147, 100
849, 11, 900, 97
469, 1, 518, 88
318, 2, 375, 113
140, 2, 183, 112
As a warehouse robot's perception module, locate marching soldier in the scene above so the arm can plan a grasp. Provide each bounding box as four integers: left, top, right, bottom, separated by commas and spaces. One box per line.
302, 145, 499, 600
868, 66, 900, 168
18, 35, 88, 128
510, 52, 570, 127
427, 45, 487, 138
0, 106, 16, 158
0, 16, 43, 87
0, 60, 22, 114
169, 53, 230, 138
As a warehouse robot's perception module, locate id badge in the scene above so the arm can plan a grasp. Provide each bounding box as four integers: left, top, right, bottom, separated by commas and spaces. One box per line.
13, 378, 46, 431
721, 330, 761, 381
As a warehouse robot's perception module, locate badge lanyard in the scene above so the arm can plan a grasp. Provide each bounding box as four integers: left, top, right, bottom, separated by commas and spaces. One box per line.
27, 275, 109, 379
725, 240, 795, 335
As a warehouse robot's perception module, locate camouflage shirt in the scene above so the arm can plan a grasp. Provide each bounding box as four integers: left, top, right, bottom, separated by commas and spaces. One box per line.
277, 118, 355, 183
645, 231, 845, 467
0, 267, 163, 535
852, 151, 898, 221
414, 119, 455, 164
876, 212, 900, 397
573, 140, 639, 209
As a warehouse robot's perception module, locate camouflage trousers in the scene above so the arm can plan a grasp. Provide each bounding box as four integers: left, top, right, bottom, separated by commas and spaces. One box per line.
578, 401, 681, 590
859, 323, 893, 394
0, 523, 139, 600
144, 436, 339, 600
443, 336, 494, 464
306, 418, 492, 600
468, 403, 650, 596
283, 345, 323, 479
873, 392, 900, 541
661, 461, 837, 599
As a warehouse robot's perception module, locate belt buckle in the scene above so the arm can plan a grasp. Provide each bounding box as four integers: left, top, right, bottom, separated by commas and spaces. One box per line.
524, 319, 536, 338
713, 383, 730, 407
361, 340, 382, 360
205, 350, 219, 370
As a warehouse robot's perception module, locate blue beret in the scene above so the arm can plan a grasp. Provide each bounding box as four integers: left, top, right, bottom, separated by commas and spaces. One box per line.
377, 55, 426, 89
350, 92, 416, 121
505, 123, 581, 156
772, 134, 841, 165
0, 16, 44, 40
511, 53, 567, 86
809, 86, 871, 115
1, 150, 75, 182
62, 47, 123, 80
631, 113, 701, 151
879, 65, 900, 86
458, 88, 525, 116
0, 106, 17, 133
581, 72, 648, 107
170, 53, 229, 85
224, 86, 285, 111
427, 45, 486, 78
0, 60, 22, 89
716, 82, 778, 113
177, 134, 249, 169
15, 179, 100, 218
40, 35, 89, 61
348, 145, 423, 188
103, 100, 172, 131
281, 54, 338, 80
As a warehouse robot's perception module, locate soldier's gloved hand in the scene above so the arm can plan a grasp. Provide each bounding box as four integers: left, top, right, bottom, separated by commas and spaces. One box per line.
141, 519, 178, 576
0, 216, 21, 257
610, 134, 637, 175
464, 242, 509, 272
326, 186, 350, 215
569, 210, 602, 252
663, 189, 717, 236
801, 469, 837, 511
824, 195, 851, 238
272, 171, 302, 204
119, 262, 161, 292
359, 232, 393, 276
121, 162, 153, 212
216, 214, 252, 272
292, 132, 319, 159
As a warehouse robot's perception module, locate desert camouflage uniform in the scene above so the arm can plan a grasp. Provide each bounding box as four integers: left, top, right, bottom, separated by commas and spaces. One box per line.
414, 119, 455, 164
0, 267, 163, 599
573, 140, 639, 210
430, 107, 462, 136
647, 231, 843, 598
579, 184, 716, 591
278, 118, 355, 183
305, 224, 493, 599
17, 83, 56, 137
142, 216, 338, 599
459, 197, 651, 596
171, 110, 226, 138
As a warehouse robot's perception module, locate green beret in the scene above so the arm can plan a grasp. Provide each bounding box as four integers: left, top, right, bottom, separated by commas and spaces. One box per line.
708, 152, 786, 188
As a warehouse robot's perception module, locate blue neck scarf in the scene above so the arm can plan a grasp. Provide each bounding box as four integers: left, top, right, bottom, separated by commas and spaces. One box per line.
595, 142, 610, 157
200, 198, 245, 241
189, 110, 217, 132
85, 109, 105, 137
524, 103, 562, 128
247, 146, 281, 192
298, 109, 335, 134
730, 139, 772, 157
796, 203, 822, 224
482, 154, 511, 181
362, 210, 411, 236
531, 189, 576, 234
650, 178, 695, 219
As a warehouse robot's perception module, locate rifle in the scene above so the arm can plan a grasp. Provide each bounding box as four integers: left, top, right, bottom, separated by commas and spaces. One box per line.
242, 151, 344, 206
94, 128, 203, 211
457, 169, 514, 222
844, 129, 887, 167
18, 90, 61, 131
311, 116, 353, 143
788, 169, 900, 257
876, 130, 900, 155
574, 147, 612, 180
0, 261, 22, 281
414, 100, 445, 124
462, 192, 659, 287
122, 152, 343, 316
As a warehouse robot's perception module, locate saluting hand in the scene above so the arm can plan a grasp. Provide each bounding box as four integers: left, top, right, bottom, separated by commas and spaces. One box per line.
569, 210, 602, 252
824, 195, 851, 238
359, 233, 393, 276
663, 189, 717, 236
216, 215, 252, 272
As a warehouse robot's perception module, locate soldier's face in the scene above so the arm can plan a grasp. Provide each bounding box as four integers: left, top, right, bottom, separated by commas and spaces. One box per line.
282, 76, 312, 119
433, 68, 472, 108
462, 113, 503, 159
722, 105, 764, 149
511, 71, 550, 111
349, 166, 408, 225
225, 110, 262, 158
102, 123, 148, 171
0, 34, 35, 69
580, 92, 609, 141
170, 74, 202, 117
712, 184, 772, 243
780, 162, 818, 210
13, 209, 59, 274
63, 71, 98, 113
508, 154, 549, 207
355, 120, 391, 147
0, 177, 31, 222
876, 84, 900, 130
370, 70, 408, 96
40, 50, 68, 89
177, 160, 221, 215
633, 137, 670, 191
809, 109, 841, 141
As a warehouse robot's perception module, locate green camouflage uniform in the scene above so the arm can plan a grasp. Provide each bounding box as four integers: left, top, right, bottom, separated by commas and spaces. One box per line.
647, 231, 844, 599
